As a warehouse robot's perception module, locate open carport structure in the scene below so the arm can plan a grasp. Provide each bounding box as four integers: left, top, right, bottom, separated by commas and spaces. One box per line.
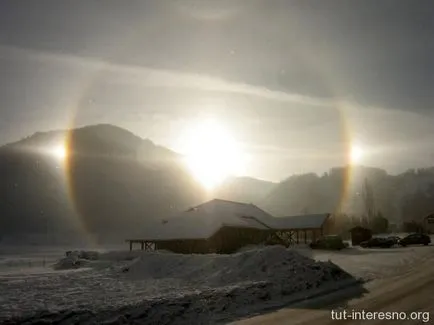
268, 213, 332, 245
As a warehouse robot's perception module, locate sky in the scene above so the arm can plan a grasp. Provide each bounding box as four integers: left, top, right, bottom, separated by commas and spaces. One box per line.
0, 0, 433, 181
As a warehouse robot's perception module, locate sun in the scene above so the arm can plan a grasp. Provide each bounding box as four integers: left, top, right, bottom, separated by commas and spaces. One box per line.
350, 145, 363, 164
50, 144, 67, 160
177, 119, 246, 190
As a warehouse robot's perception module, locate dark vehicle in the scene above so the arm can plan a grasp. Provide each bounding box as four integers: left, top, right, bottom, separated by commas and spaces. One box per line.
310, 235, 348, 250
360, 237, 395, 248
399, 233, 431, 247
387, 236, 401, 245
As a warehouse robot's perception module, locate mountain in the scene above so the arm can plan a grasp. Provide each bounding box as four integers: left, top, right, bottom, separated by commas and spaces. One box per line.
2, 123, 434, 244
214, 176, 276, 204
261, 166, 434, 226
0, 124, 206, 244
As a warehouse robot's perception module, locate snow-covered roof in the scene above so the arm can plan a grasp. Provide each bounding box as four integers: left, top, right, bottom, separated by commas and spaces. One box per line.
140, 199, 275, 241
269, 214, 330, 230
138, 199, 330, 241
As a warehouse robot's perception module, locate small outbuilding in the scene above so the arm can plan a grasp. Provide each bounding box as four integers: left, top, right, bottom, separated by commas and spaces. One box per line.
423, 213, 434, 234
350, 226, 372, 246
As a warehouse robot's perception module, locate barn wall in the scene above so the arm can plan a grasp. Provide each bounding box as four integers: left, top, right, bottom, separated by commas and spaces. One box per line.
209, 227, 271, 254
155, 239, 211, 254
154, 227, 275, 254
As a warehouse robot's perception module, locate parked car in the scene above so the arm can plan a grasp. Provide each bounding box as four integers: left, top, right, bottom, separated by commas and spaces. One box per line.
387, 236, 401, 245
360, 237, 395, 248
310, 235, 348, 250
398, 233, 431, 247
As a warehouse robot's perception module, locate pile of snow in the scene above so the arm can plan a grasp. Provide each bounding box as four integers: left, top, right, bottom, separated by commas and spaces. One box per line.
236, 244, 266, 252
65, 250, 99, 260
121, 246, 351, 292
1, 246, 355, 324
52, 251, 99, 270
2, 279, 356, 325
51, 250, 157, 270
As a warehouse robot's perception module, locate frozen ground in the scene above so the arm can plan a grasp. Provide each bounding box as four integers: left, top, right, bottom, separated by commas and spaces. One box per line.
0, 240, 433, 324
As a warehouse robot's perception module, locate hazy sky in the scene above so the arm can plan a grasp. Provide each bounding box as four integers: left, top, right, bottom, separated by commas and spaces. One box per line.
1, 0, 433, 181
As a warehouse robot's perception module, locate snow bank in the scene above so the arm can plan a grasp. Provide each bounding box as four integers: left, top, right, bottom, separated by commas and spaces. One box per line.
2, 279, 358, 325
51, 249, 162, 270
121, 246, 351, 292
1, 246, 354, 324
52, 250, 99, 270
1, 246, 355, 324
3, 243, 434, 324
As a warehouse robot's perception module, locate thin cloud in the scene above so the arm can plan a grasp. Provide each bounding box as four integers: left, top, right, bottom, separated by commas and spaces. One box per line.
1, 45, 335, 107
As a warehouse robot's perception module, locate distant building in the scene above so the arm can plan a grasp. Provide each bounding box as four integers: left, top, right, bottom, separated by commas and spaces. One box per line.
423, 213, 434, 234
126, 199, 331, 254
349, 226, 372, 246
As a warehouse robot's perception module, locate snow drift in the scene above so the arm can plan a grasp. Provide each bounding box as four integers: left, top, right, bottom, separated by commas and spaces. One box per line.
121, 245, 350, 291
1, 246, 355, 324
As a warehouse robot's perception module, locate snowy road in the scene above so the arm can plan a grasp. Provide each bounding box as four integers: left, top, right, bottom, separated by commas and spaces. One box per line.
230, 252, 434, 325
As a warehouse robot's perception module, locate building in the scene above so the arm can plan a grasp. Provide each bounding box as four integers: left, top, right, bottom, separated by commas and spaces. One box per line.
267, 213, 332, 245
126, 199, 331, 254
349, 226, 372, 246
423, 213, 434, 234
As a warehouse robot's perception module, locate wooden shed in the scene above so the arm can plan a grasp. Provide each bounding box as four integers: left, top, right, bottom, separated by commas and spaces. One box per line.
350, 226, 372, 246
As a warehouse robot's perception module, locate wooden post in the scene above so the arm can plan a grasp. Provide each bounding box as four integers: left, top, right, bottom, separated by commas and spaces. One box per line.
129, 241, 133, 251
145, 242, 152, 251
289, 231, 295, 246
304, 230, 307, 243
296, 230, 299, 244
141, 241, 144, 250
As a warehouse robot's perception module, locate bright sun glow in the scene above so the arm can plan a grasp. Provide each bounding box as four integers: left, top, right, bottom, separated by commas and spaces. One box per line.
178, 119, 247, 190
350, 145, 364, 164
50, 144, 67, 160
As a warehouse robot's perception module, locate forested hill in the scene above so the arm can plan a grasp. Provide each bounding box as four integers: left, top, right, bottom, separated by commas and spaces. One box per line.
0, 124, 206, 244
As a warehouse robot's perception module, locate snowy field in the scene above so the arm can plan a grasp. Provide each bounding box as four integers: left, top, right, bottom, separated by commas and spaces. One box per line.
0, 239, 433, 324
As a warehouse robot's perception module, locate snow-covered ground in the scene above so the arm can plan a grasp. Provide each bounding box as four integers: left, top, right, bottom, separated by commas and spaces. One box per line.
1, 241, 433, 324
0, 246, 354, 324
300, 245, 434, 281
